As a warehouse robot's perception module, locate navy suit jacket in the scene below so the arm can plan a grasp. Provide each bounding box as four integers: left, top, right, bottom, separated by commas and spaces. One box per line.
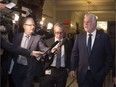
71, 30, 113, 84
10, 33, 48, 87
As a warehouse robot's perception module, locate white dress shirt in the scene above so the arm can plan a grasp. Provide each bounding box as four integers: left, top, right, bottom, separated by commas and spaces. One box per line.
86, 29, 96, 70
86, 29, 96, 50
51, 38, 65, 67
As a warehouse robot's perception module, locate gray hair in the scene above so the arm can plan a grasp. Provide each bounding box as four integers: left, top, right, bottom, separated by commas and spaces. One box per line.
84, 13, 97, 23
54, 22, 64, 31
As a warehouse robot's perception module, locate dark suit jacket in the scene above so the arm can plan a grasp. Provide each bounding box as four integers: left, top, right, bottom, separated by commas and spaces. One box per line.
13, 33, 48, 73
45, 37, 72, 69
11, 33, 48, 86
71, 30, 113, 84
0, 34, 31, 57
12, 33, 48, 59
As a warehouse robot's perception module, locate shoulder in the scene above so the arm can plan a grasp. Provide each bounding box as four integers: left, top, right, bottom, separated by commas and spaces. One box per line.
97, 30, 110, 39
32, 34, 41, 39
64, 37, 70, 42
14, 33, 22, 37
13, 33, 23, 39
34, 34, 41, 37
75, 32, 86, 39
44, 37, 54, 47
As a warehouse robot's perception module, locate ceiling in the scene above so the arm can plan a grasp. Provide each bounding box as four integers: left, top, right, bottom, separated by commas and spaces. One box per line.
2, 0, 116, 21
55, 0, 116, 21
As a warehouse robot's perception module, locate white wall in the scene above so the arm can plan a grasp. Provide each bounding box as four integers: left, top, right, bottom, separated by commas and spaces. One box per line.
42, 0, 56, 26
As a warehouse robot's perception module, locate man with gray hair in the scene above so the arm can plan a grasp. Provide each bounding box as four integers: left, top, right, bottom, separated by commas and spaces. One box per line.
70, 13, 113, 87
39, 22, 72, 87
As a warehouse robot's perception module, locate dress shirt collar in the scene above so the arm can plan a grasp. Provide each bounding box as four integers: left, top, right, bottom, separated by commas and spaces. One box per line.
87, 29, 96, 36
55, 37, 63, 42
23, 33, 31, 38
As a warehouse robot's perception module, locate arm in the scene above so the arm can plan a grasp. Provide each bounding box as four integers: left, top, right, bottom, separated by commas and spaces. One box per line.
1, 36, 40, 57
70, 35, 79, 77
38, 37, 49, 52
70, 35, 79, 71
1, 36, 31, 56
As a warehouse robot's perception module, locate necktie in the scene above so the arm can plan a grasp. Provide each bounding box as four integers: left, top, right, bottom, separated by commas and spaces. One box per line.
56, 41, 61, 68
23, 35, 30, 49
88, 34, 92, 55
17, 35, 30, 65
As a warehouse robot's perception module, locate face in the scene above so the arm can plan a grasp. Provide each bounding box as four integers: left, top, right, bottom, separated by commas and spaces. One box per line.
83, 15, 96, 33
54, 26, 64, 40
23, 18, 35, 35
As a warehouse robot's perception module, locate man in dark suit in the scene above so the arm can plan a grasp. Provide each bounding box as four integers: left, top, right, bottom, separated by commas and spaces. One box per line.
70, 13, 113, 87
0, 3, 46, 87
0, 31, 43, 87
0, 31, 42, 87
10, 17, 48, 87
39, 22, 72, 87
0, 35, 36, 56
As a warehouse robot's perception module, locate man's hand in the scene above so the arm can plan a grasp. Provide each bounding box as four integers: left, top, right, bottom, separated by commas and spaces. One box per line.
0, 3, 6, 9
69, 71, 76, 78
113, 77, 116, 85
51, 45, 61, 53
0, 25, 6, 31
31, 51, 44, 57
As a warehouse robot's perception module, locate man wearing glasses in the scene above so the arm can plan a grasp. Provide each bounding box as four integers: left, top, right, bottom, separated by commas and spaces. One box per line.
39, 22, 72, 87
10, 17, 48, 87
0, 4, 46, 87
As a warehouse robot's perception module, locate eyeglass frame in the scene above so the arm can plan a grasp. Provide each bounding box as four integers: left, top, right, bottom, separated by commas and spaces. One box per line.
54, 31, 64, 35
24, 24, 35, 27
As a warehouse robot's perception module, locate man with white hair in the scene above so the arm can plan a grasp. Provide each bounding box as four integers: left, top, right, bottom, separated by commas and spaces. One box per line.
70, 13, 113, 87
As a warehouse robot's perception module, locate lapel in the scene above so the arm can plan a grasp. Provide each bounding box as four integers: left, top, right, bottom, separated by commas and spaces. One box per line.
83, 32, 87, 49
27, 35, 35, 49
85, 30, 101, 56
82, 32, 89, 57
17, 33, 23, 46
91, 30, 101, 54
64, 38, 67, 61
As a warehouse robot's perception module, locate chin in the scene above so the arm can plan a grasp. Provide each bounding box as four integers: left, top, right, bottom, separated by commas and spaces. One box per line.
85, 29, 89, 32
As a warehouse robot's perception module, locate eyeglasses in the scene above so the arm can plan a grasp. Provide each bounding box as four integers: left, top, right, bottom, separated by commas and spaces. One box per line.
55, 32, 63, 35
24, 24, 35, 27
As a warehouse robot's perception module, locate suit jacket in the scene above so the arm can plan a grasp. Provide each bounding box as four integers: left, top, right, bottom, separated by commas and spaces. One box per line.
12, 33, 48, 58
0, 34, 31, 57
71, 30, 113, 84
45, 37, 72, 69
12, 33, 48, 75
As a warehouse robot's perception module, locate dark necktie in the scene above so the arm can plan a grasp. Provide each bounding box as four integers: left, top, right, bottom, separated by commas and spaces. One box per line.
17, 35, 30, 65
88, 34, 92, 55
56, 41, 61, 68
